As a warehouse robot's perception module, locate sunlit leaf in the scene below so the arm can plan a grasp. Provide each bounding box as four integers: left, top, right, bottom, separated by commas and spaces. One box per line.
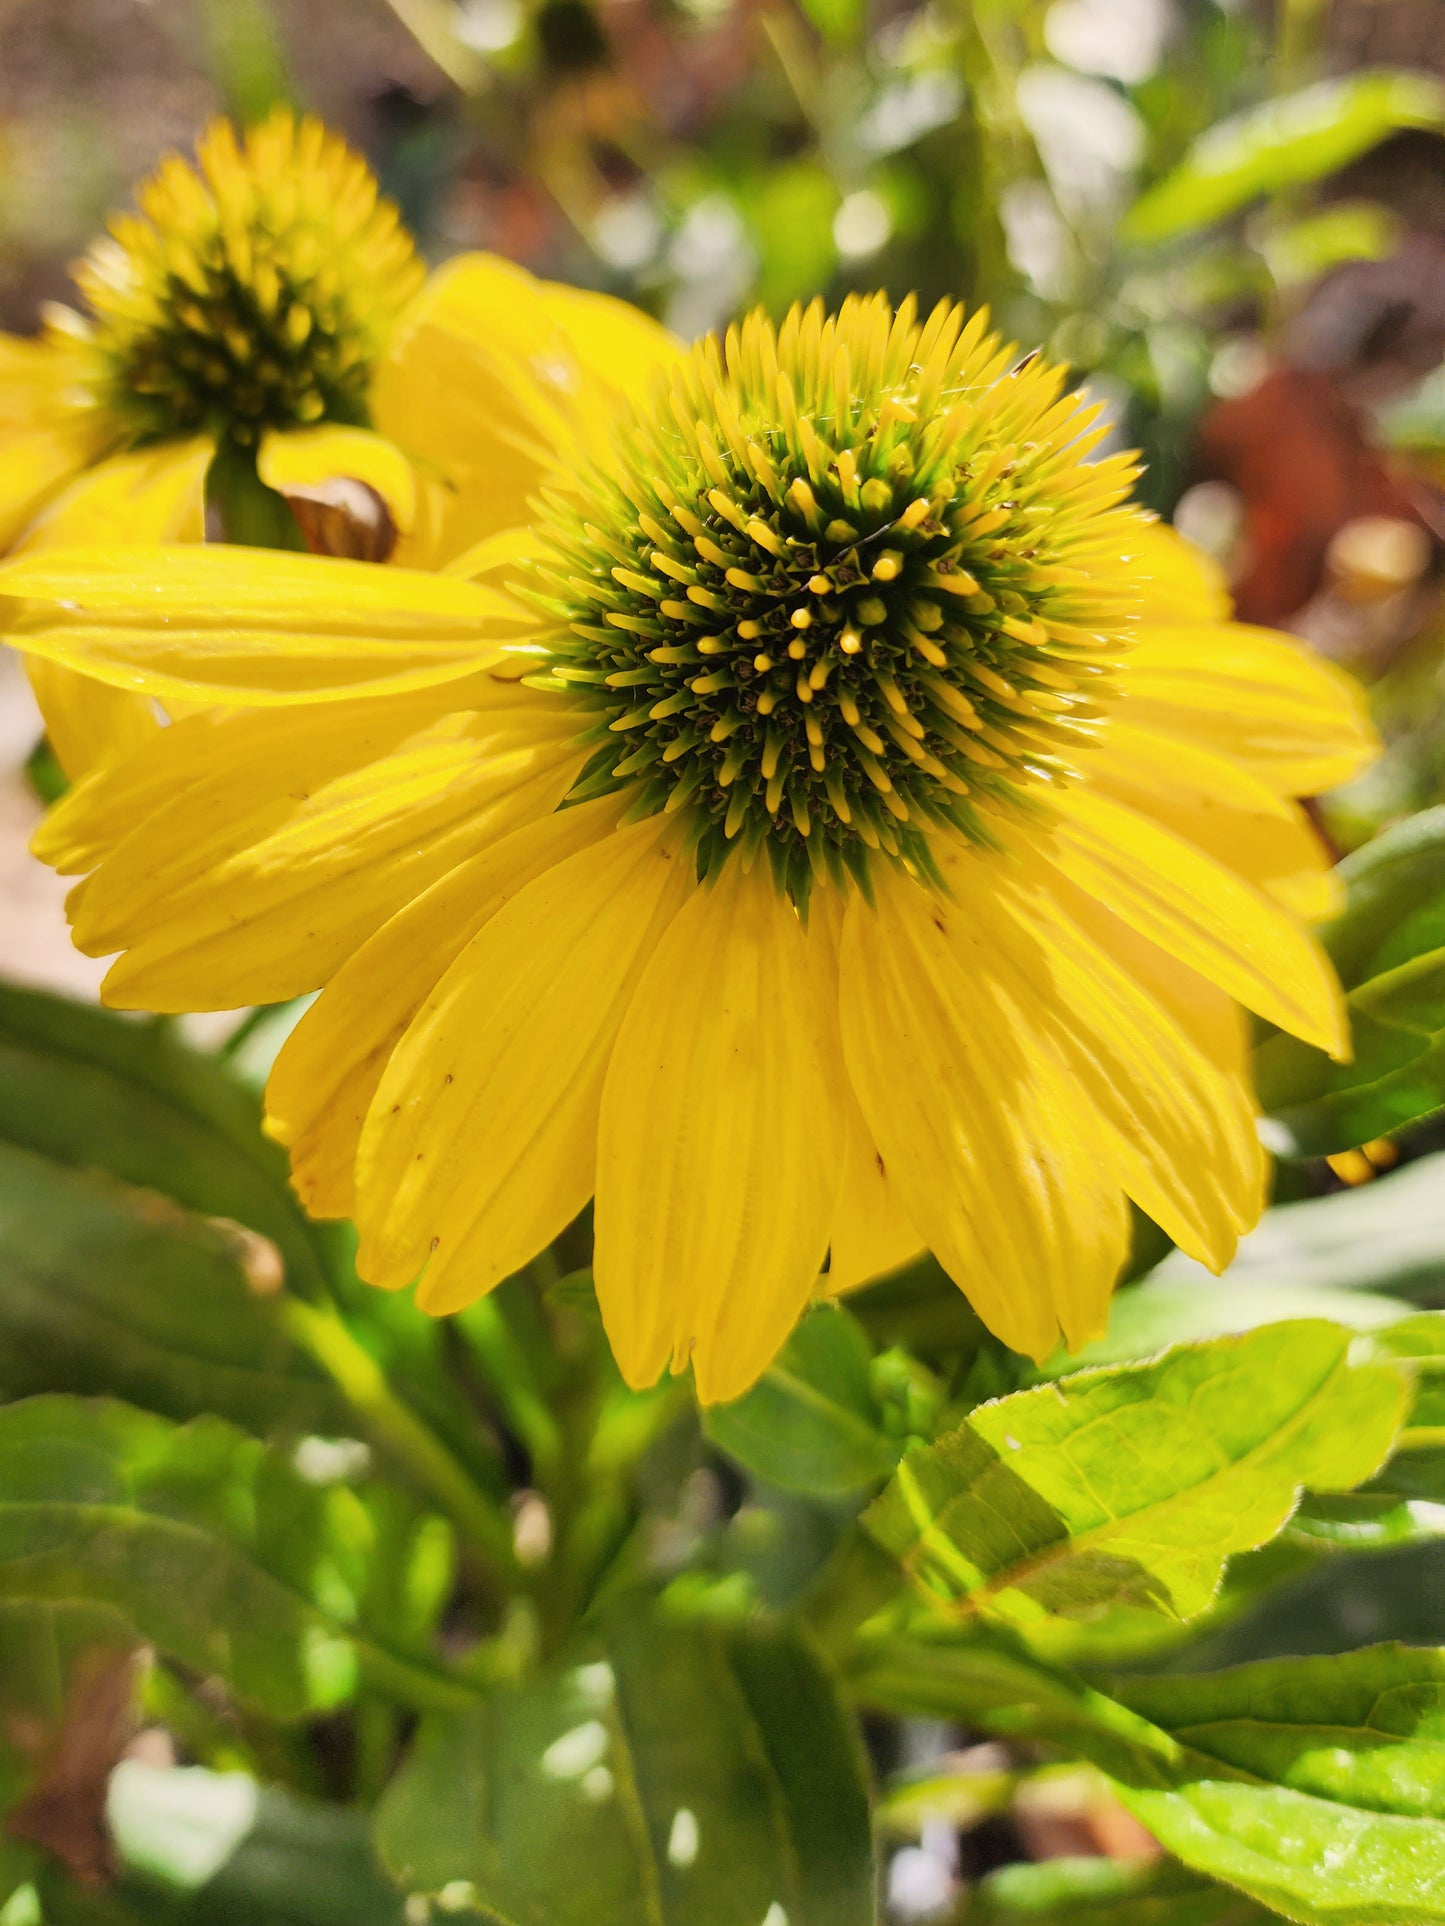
1108, 1646, 1445, 1925
970, 1854, 1279, 1924
853, 1637, 1445, 1924
865, 1322, 1405, 1626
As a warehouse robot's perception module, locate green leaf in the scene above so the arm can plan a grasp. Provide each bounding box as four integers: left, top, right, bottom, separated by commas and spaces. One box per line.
970, 1855, 1279, 1924
0, 1600, 138, 1849
1262, 201, 1399, 288
0, 1144, 343, 1434
851, 1637, 1445, 1924
1254, 811, 1445, 1151
864, 1322, 1405, 1627
1287, 1487, 1445, 1551
1318, 808, 1445, 990
110, 1761, 403, 1923
704, 1304, 901, 1495
376, 1614, 874, 1926
0, 1397, 468, 1720
0, 985, 325, 1296
1255, 949, 1445, 1154
1370, 1312, 1445, 1441
1123, 72, 1445, 243
1105, 1646, 1445, 1926
0, 984, 508, 1496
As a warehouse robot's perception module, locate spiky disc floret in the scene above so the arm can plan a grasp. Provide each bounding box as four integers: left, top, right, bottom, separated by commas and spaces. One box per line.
67, 113, 424, 448
530, 295, 1150, 898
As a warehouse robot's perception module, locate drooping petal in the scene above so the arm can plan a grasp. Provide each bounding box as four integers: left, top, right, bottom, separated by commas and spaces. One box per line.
87, 711, 580, 1010
0, 332, 105, 547
1090, 719, 1340, 923
0, 545, 528, 704
24, 662, 161, 784
937, 840, 1265, 1271
1124, 621, 1377, 795
594, 861, 842, 1404
370, 255, 575, 569
267, 796, 625, 1219
805, 896, 922, 1296
541, 281, 681, 438
14, 439, 214, 777
840, 862, 1131, 1361
1054, 882, 1268, 1235
17, 436, 211, 555
354, 814, 691, 1308
1035, 786, 1347, 1056
1130, 520, 1233, 624
33, 668, 557, 875
0, 428, 97, 549
825, 1087, 925, 1296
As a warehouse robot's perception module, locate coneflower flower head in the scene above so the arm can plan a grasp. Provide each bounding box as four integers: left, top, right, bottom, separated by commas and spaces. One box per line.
534, 298, 1138, 902
64, 113, 424, 451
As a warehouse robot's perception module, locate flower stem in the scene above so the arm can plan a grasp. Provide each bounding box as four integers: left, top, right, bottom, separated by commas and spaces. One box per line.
283, 1296, 522, 1592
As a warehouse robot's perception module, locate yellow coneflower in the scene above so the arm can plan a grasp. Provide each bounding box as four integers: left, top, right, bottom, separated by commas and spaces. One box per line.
0, 291, 1375, 1401
4, 111, 450, 773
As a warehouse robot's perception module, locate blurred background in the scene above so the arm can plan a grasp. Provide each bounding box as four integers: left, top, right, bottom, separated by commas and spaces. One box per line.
3, 3, 1445, 1919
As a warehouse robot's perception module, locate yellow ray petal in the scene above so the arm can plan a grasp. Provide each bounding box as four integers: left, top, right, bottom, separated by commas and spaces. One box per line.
89, 714, 580, 1010
1054, 881, 1268, 1232
0, 332, 104, 546
825, 1087, 925, 1297
1126, 621, 1377, 795
804, 896, 922, 1297
840, 863, 1131, 1361
267, 795, 625, 1219
1035, 786, 1347, 1056
1074, 892, 1270, 1248
939, 840, 1265, 1271
541, 281, 682, 432
370, 254, 572, 569
1130, 520, 1233, 624
0, 545, 529, 704
34, 670, 563, 875
543, 281, 679, 381
13, 439, 213, 777
259, 425, 417, 534
354, 814, 690, 1307
24, 660, 161, 784
14, 437, 210, 553
0, 426, 97, 549
1092, 719, 1340, 923
594, 862, 842, 1403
